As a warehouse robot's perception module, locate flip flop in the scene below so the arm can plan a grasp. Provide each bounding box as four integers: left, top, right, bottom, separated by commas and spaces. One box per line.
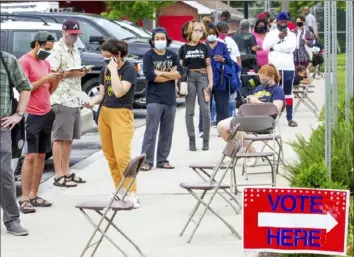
157, 162, 175, 169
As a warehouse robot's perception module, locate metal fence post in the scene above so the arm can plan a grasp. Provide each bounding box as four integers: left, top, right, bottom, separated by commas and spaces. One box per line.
331, 1, 338, 128
324, 1, 332, 178
346, 0, 354, 121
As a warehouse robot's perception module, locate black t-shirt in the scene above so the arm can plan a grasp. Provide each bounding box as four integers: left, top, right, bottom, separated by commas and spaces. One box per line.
233, 31, 257, 61
99, 61, 137, 109
178, 43, 210, 69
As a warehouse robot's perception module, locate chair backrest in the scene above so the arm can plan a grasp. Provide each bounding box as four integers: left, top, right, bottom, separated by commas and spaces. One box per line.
222, 139, 242, 158
227, 123, 240, 141
123, 153, 146, 178
231, 115, 275, 134
239, 103, 279, 117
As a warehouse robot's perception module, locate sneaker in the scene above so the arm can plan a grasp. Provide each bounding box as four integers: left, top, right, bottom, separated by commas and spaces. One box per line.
128, 193, 140, 209
109, 189, 126, 201
6, 223, 28, 236
199, 132, 203, 138
246, 158, 256, 167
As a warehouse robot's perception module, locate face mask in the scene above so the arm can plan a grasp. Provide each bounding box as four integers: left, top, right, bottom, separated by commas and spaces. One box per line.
219, 33, 227, 40
154, 40, 167, 50
207, 35, 217, 42
255, 26, 266, 33
260, 77, 272, 87
277, 24, 288, 31
37, 49, 51, 60
297, 22, 304, 27
104, 58, 111, 64
191, 32, 202, 42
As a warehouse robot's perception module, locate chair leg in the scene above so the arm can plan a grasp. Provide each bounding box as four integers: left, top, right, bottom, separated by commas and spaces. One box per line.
97, 211, 146, 257
179, 190, 208, 237
79, 209, 128, 257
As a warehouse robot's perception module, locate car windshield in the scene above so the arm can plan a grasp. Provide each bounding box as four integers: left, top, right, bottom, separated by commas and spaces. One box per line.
91, 17, 136, 40
75, 36, 86, 50
116, 21, 151, 38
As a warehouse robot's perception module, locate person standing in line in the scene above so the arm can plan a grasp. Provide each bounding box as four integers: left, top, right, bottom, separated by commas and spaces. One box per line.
303, 6, 318, 37
179, 20, 213, 151
262, 11, 298, 127
47, 19, 89, 187
85, 39, 139, 207
253, 18, 269, 68
293, 15, 313, 67
140, 27, 182, 171
19, 32, 63, 214
0, 51, 32, 235
217, 21, 241, 65
219, 11, 231, 23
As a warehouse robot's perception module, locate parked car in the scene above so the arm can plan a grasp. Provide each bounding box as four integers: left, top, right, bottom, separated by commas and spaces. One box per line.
0, 14, 148, 108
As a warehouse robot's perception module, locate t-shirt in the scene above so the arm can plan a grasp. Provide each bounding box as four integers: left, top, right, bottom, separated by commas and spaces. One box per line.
232, 31, 257, 61
99, 61, 137, 109
19, 53, 51, 115
178, 43, 210, 69
143, 49, 182, 106
293, 74, 304, 86
253, 84, 285, 103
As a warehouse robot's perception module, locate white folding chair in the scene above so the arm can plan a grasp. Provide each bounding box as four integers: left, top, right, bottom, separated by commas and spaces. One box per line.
75, 154, 146, 257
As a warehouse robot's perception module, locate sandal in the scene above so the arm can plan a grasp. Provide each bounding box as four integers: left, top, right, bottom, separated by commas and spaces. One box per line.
19, 200, 36, 214
140, 163, 152, 171
67, 173, 86, 184
30, 196, 52, 207
53, 175, 77, 188
288, 120, 298, 127
157, 162, 175, 169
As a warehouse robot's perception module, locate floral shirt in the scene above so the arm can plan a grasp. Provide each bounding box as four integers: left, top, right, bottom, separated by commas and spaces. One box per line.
47, 38, 82, 108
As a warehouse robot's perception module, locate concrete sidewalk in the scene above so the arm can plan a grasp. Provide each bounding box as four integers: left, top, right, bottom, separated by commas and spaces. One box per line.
1, 79, 325, 257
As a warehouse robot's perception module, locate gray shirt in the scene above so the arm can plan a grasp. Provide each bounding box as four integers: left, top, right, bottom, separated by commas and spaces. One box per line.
305, 13, 317, 34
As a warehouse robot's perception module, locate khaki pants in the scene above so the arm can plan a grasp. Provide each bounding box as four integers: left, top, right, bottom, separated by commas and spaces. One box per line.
98, 106, 136, 192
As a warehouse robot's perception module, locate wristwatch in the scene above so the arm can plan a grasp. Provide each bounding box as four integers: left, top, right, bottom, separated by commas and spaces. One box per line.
16, 110, 24, 117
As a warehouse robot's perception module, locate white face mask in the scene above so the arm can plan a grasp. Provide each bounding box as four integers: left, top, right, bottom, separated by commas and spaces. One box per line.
154, 40, 167, 50
207, 35, 217, 42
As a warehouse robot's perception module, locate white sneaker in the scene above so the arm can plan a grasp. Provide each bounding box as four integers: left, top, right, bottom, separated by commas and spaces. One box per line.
109, 189, 126, 201
128, 193, 140, 209
246, 158, 256, 167
199, 132, 203, 138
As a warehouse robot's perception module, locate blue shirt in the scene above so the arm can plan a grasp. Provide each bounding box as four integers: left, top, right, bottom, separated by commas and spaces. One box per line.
253, 84, 285, 103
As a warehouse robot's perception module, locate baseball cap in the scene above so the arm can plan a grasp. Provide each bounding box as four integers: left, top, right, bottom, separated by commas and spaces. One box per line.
62, 18, 82, 34
33, 31, 55, 42
152, 27, 168, 38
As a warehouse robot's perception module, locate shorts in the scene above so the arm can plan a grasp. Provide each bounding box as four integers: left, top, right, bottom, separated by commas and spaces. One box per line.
51, 104, 81, 141
24, 110, 55, 154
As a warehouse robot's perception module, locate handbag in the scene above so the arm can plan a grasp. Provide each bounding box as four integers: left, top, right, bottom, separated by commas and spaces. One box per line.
0, 52, 25, 158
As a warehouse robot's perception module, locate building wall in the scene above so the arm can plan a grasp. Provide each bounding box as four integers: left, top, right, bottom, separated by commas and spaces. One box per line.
157, 1, 199, 23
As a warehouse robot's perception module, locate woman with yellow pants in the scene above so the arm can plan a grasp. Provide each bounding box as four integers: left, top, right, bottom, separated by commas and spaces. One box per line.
85, 39, 139, 208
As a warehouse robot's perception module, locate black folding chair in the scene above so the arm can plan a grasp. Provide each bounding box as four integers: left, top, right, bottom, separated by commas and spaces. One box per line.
75, 154, 147, 257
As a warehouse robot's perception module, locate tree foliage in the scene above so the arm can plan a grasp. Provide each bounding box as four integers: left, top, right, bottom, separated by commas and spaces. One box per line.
101, 1, 173, 22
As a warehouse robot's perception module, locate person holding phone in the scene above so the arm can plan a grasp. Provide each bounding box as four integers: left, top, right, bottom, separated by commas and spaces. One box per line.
85, 39, 139, 208
47, 19, 90, 187
18, 31, 63, 213
262, 12, 298, 127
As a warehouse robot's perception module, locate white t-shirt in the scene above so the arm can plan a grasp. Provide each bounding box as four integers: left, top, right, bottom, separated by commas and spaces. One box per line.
218, 36, 240, 63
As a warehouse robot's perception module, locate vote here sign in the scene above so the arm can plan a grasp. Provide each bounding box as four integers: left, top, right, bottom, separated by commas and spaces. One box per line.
242, 187, 350, 256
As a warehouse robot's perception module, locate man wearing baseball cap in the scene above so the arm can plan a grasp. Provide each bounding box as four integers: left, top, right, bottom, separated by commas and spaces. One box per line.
262, 11, 298, 127
47, 19, 88, 187
18, 31, 63, 213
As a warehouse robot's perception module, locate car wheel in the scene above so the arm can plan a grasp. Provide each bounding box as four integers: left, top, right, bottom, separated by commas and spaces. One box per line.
83, 77, 100, 97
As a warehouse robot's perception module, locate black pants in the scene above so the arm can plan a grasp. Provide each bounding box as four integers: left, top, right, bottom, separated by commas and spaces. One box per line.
213, 89, 229, 125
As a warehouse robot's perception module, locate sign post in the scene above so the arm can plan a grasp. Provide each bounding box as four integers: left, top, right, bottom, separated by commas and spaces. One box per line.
242, 187, 350, 256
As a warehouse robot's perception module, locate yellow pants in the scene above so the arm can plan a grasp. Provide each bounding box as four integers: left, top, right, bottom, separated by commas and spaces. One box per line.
98, 106, 136, 192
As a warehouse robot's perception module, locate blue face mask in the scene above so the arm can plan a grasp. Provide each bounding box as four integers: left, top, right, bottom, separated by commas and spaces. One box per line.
207, 35, 217, 42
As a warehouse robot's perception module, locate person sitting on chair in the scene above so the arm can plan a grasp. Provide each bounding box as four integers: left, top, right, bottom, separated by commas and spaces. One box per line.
217, 64, 285, 153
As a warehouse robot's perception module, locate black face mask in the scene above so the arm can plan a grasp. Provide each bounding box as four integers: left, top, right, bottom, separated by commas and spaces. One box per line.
297, 22, 304, 27
255, 26, 267, 33
37, 49, 51, 60
277, 24, 288, 32
104, 58, 111, 64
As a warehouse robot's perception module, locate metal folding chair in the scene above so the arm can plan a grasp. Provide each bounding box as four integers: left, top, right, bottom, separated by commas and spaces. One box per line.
293, 82, 319, 118
179, 137, 243, 243
75, 154, 147, 257
238, 103, 284, 171
229, 115, 277, 192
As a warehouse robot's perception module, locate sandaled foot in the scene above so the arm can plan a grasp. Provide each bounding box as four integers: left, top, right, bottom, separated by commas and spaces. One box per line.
53, 175, 77, 188
19, 200, 36, 214
30, 196, 52, 207
156, 162, 175, 169
140, 163, 152, 171
288, 120, 298, 127
67, 173, 86, 183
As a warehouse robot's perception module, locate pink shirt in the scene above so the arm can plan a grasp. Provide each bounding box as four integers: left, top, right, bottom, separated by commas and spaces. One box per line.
19, 53, 51, 115
253, 32, 269, 67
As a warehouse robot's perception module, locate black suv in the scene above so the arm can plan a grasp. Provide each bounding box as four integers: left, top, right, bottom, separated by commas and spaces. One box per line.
0, 13, 150, 108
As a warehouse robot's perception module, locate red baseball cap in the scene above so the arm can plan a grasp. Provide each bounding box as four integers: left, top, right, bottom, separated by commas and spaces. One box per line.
62, 18, 82, 34
257, 13, 266, 20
